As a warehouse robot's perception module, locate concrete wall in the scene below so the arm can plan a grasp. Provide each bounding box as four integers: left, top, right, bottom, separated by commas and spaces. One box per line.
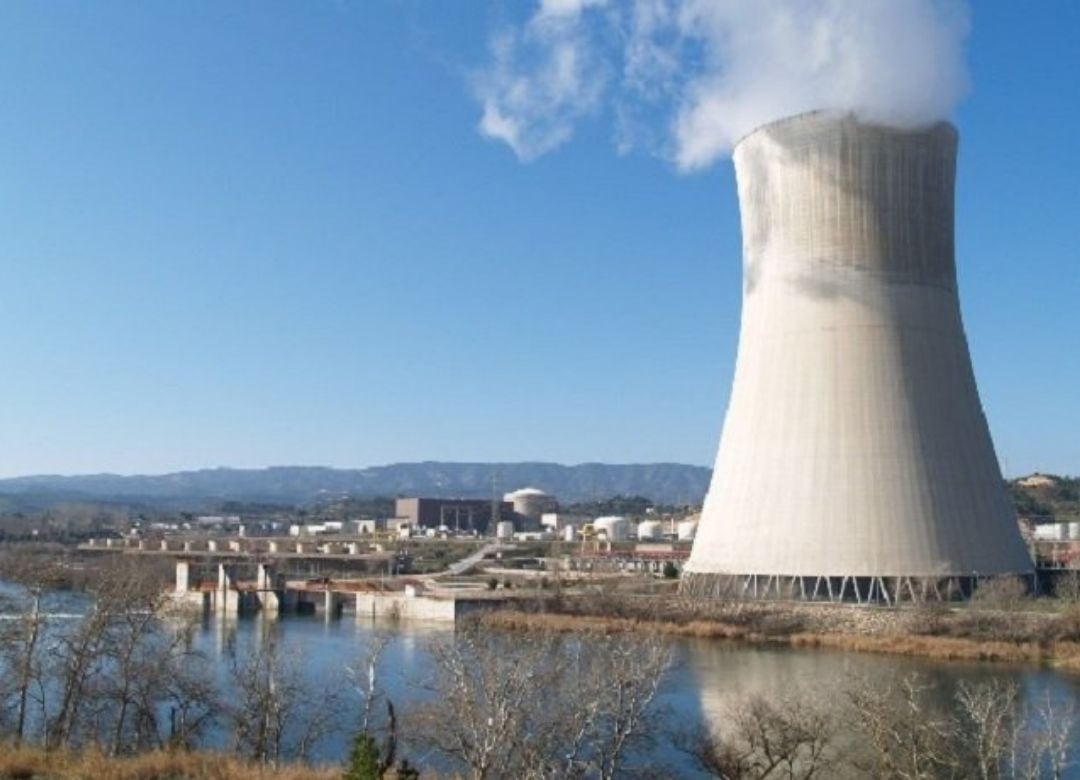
354, 593, 498, 622
686, 112, 1032, 583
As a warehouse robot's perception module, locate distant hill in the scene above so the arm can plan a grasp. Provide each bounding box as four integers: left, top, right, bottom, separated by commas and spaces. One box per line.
1009, 473, 1080, 524
0, 462, 711, 508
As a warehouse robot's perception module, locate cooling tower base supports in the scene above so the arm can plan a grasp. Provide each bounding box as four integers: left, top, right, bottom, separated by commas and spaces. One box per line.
680, 572, 1036, 605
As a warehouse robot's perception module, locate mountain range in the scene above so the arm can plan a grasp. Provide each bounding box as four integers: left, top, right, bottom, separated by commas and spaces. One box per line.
0, 462, 712, 509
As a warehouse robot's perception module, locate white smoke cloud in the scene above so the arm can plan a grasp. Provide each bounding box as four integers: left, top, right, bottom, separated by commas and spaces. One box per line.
474, 0, 611, 161
475, 0, 970, 171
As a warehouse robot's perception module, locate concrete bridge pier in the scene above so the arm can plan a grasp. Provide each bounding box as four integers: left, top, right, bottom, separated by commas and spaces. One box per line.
216, 564, 239, 615
323, 591, 345, 620
175, 561, 190, 594
256, 564, 281, 615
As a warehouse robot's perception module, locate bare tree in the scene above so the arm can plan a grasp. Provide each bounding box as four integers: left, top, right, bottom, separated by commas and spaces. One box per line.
954, 679, 1018, 780
345, 635, 411, 780
101, 614, 219, 752
157, 645, 220, 750
45, 566, 132, 747
1025, 691, 1076, 780
23, 556, 213, 752
93, 561, 172, 753
411, 626, 545, 779
587, 633, 672, 780
0, 554, 63, 744
846, 673, 961, 779
411, 624, 671, 780
681, 692, 839, 780
228, 632, 342, 764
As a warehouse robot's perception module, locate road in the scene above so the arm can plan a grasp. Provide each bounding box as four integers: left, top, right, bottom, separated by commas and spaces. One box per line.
433, 541, 516, 578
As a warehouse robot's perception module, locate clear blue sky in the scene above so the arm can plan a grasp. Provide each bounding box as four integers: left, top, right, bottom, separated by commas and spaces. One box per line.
0, 2, 1076, 478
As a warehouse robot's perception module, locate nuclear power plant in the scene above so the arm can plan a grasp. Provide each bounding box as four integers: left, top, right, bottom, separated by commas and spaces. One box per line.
683, 112, 1033, 603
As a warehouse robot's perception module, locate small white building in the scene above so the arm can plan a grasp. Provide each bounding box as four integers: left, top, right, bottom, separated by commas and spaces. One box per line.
288, 521, 344, 537
355, 518, 386, 535
541, 513, 588, 532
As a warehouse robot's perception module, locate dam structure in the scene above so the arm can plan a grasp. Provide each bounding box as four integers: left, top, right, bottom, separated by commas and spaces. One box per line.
683, 112, 1033, 603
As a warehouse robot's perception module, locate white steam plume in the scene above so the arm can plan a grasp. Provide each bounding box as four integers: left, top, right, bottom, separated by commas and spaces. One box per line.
474, 0, 611, 161
475, 0, 970, 171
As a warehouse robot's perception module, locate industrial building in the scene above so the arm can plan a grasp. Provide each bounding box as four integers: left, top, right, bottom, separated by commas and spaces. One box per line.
683, 112, 1033, 603
394, 497, 514, 533
541, 512, 588, 532
504, 487, 558, 529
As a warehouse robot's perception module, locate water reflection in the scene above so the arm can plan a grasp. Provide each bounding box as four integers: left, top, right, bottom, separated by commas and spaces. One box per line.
673, 638, 1080, 778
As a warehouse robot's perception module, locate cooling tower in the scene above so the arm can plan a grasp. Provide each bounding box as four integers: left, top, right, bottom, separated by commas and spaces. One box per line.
684, 112, 1032, 602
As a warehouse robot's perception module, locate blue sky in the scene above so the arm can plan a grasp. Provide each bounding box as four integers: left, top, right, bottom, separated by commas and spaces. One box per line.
0, 1, 1076, 478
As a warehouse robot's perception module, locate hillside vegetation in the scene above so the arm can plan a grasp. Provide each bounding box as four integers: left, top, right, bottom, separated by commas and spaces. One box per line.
1010, 474, 1080, 523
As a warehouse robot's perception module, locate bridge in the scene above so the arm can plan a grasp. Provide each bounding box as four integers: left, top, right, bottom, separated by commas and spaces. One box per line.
79, 536, 513, 621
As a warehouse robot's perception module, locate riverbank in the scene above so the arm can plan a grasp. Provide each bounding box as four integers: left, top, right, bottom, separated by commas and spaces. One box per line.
0, 745, 341, 780
476, 596, 1080, 671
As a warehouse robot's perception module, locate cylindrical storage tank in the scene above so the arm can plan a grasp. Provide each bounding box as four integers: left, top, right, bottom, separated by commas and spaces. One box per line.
504, 487, 558, 524
594, 516, 629, 542
1059, 524, 1070, 542
677, 521, 698, 541
1069, 523, 1080, 541
495, 521, 515, 540
684, 112, 1033, 593
563, 525, 576, 542
636, 520, 662, 541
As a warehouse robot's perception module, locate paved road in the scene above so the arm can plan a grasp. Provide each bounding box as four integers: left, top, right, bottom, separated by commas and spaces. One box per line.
434, 541, 516, 578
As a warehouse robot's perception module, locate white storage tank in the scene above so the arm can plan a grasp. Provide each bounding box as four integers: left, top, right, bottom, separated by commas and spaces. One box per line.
563, 525, 576, 542
677, 520, 698, 541
495, 521, 515, 541
594, 516, 629, 542
636, 520, 663, 541
1069, 522, 1080, 541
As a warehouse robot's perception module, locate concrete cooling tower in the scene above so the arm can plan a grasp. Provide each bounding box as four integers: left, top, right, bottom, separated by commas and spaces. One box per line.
683, 112, 1032, 603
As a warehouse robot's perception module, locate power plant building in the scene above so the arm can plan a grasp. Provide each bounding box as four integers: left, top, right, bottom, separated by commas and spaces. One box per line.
684, 112, 1033, 602
504, 487, 558, 528
394, 497, 513, 533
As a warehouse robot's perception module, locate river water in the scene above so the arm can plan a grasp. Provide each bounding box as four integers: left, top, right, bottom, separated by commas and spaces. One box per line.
6, 586, 1080, 777
195, 612, 1080, 777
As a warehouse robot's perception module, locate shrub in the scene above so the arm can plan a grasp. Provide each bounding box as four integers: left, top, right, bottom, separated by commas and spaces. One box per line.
971, 576, 1029, 611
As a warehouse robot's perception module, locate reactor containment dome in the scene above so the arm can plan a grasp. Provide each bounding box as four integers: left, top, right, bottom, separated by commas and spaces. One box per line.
682, 112, 1032, 604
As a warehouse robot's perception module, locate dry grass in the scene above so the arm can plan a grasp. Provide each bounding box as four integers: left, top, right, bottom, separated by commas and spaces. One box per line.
479, 609, 751, 640
478, 607, 1080, 672
0, 745, 340, 780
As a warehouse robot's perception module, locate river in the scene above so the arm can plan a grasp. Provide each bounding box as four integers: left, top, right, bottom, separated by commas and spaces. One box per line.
195, 611, 1080, 777
6, 585, 1080, 777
